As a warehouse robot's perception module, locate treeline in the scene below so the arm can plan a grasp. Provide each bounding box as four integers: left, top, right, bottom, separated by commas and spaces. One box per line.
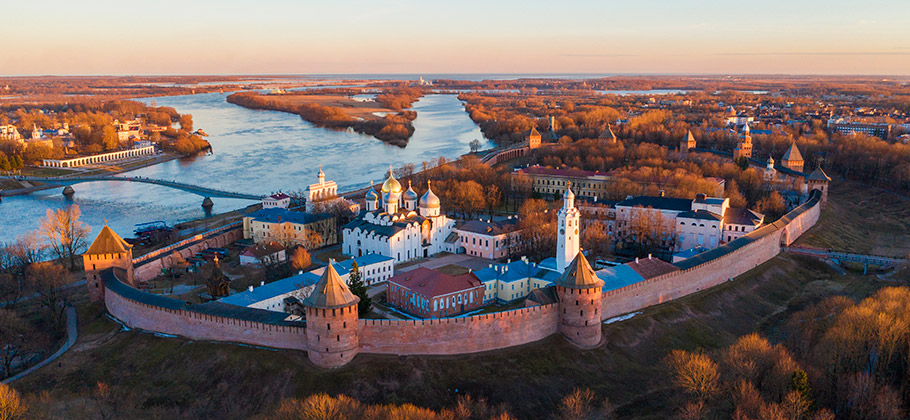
0, 100, 208, 163
664, 287, 910, 419
227, 92, 417, 145
375, 87, 423, 110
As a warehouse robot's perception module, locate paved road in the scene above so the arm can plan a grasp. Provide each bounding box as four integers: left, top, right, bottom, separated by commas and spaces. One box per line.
2, 305, 77, 384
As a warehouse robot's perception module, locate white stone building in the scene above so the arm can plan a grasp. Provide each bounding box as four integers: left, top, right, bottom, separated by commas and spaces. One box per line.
342, 168, 456, 263
262, 193, 291, 209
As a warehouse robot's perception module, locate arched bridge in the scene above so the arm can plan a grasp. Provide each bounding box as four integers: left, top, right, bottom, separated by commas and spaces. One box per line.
1, 175, 263, 200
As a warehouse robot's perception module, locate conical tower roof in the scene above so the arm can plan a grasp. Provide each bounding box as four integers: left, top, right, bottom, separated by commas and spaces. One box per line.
781, 142, 803, 162
555, 252, 604, 290
684, 130, 696, 143
528, 127, 541, 138
85, 224, 132, 255
303, 261, 360, 309
807, 166, 831, 182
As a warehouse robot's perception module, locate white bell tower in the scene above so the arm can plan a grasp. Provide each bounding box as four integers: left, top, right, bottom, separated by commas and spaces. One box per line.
556, 182, 580, 273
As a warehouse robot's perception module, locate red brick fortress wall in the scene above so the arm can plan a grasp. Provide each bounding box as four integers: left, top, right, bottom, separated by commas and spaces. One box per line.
600, 190, 822, 320
103, 271, 307, 351
358, 304, 559, 355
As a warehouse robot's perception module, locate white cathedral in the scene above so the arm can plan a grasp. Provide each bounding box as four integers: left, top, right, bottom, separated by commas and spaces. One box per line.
342, 168, 457, 263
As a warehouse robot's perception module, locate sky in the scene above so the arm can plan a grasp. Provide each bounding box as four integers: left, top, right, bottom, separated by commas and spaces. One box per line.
2, 0, 910, 76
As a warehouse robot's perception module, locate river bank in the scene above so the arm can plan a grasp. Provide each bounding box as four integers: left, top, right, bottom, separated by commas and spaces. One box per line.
0, 152, 182, 197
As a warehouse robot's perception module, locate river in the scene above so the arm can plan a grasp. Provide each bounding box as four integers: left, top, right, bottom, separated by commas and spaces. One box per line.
0, 93, 491, 243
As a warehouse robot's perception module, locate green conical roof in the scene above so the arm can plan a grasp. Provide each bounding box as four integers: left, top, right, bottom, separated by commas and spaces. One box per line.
555, 252, 604, 289
303, 262, 359, 309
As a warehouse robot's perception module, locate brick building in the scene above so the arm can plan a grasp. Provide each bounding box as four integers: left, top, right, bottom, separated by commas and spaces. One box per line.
387, 267, 485, 318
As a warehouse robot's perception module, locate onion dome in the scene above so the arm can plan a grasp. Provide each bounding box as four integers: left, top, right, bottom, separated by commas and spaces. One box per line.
419, 180, 440, 208
381, 165, 402, 194
403, 180, 418, 201
742, 123, 751, 134
366, 180, 379, 201
564, 181, 575, 201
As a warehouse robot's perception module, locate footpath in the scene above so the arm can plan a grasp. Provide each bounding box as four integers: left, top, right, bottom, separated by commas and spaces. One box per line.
1, 305, 78, 384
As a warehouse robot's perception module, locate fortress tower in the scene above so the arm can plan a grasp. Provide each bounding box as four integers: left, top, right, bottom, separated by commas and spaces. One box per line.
781, 143, 804, 173
680, 130, 696, 155
302, 261, 361, 368
733, 124, 753, 161
556, 183, 580, 273
555, 252, 605, 348
806, 166, 832, 208
83, 224, 134, 302
526, 127, 542, 149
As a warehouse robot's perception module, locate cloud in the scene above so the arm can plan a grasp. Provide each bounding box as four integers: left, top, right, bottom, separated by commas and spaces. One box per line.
717, 51, 910, 56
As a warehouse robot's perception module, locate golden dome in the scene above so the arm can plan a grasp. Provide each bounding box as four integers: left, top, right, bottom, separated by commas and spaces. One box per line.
381, 166, 402, 194
419, 181, 441, 209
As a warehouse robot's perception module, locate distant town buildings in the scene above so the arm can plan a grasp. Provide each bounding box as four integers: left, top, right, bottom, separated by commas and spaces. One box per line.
827, 118, 892, 138
0, 124, 22, 141
512, 166, 726, 200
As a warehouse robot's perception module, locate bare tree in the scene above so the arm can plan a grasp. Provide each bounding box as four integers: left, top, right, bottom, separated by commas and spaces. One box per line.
0, 309, 28, 379
25, 262, 69, 331
39, 205, 90, 270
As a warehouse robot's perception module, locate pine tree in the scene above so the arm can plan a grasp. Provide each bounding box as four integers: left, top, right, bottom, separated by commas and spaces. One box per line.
347, 260, 371, 316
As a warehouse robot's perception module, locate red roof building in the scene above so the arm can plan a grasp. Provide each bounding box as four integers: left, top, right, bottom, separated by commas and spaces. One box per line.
387, 267, 486, 318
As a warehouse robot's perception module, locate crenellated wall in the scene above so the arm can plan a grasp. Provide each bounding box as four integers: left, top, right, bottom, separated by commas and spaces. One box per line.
95, 190, 823, 367
358, 304, 559, 355
102, 270, 307, 351
132, 224, 243, 283
600, 190, 821, 320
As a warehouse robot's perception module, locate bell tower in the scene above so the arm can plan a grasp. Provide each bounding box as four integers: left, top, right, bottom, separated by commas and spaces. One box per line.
556, 182, 580, 273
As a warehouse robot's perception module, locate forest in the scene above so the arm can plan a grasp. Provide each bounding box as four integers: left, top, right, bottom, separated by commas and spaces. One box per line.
226, 88, 422, 145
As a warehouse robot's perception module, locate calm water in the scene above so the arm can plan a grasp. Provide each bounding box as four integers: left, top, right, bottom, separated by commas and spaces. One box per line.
0, 93, 490, 243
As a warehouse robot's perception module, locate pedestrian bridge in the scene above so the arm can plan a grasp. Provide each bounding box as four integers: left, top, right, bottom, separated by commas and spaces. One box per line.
784, 246, 909, 272
1, 175, 263, 200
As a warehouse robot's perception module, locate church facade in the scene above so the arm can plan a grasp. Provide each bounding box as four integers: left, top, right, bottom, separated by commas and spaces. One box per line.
342, 168, 456, 263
